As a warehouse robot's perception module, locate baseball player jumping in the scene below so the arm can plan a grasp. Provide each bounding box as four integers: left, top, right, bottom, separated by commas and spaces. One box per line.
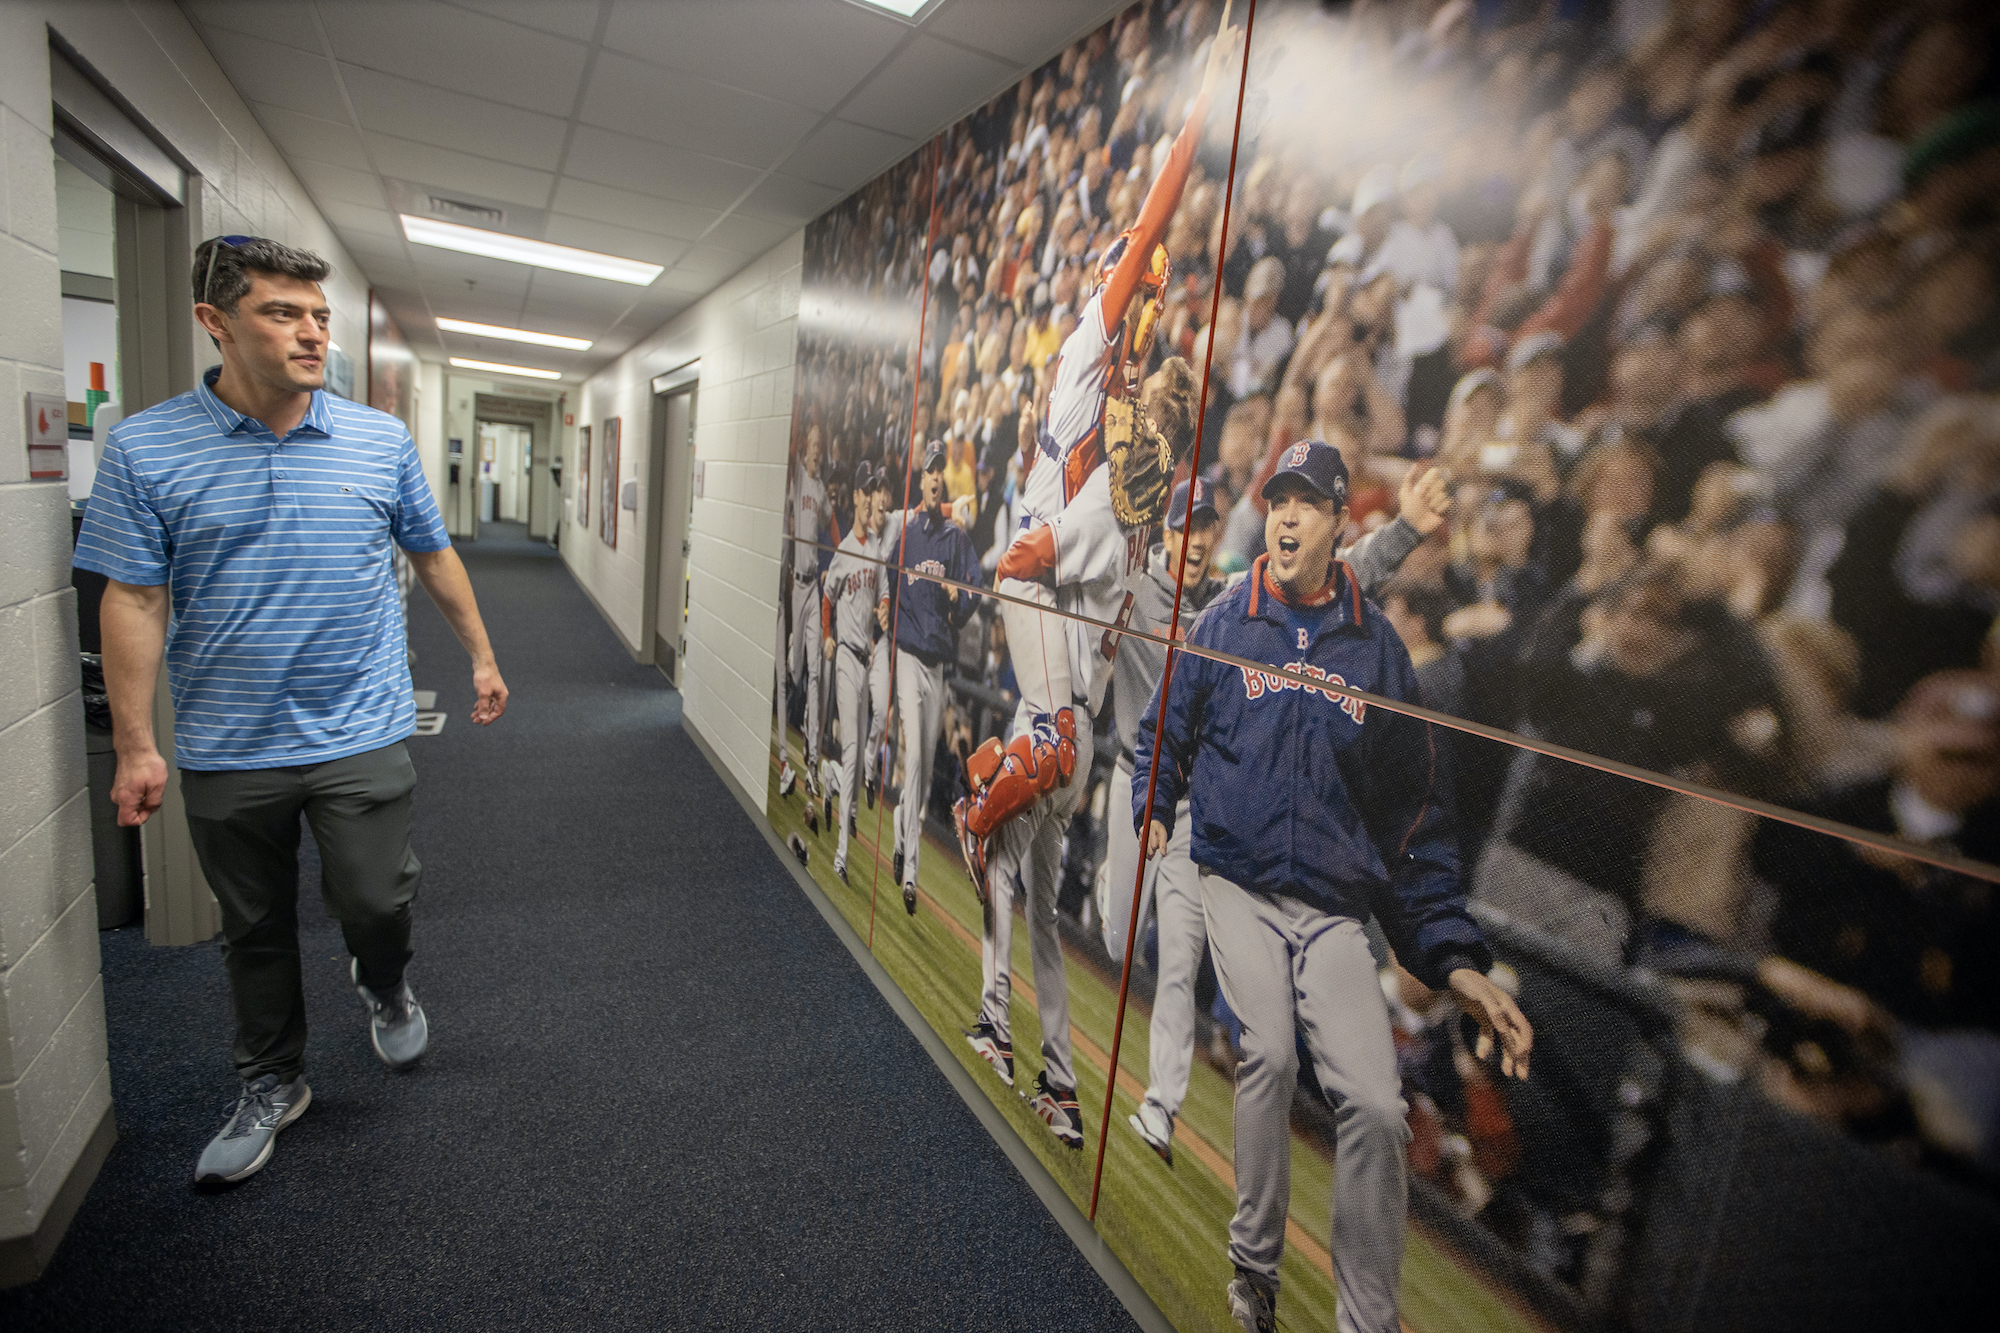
1132, 441, 1532, 1333
821, 461, 884, 884
878, 441, 979, 915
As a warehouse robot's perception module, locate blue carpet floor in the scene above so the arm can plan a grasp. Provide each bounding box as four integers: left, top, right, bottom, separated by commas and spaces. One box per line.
1, 522, 1138, 1331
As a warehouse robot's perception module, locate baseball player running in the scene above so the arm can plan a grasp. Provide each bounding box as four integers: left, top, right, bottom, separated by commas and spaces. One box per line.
1111, 465, 1454, 1164
1132, 441, 1532, 1333
780, 424, 830, 803
822, 461, 884, 884
878, 441, 979, 915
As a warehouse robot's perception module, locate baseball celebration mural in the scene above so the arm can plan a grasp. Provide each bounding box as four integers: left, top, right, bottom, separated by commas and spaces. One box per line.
763, 2, 2000, 1331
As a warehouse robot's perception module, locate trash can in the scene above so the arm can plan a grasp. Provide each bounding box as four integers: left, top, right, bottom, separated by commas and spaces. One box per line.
80, 655, 142, 929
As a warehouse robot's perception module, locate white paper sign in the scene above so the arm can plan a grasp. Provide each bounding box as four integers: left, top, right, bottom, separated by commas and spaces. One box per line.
25, 392, 66, 480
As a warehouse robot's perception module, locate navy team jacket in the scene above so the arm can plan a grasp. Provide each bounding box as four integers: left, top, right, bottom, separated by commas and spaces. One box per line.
884, 507, 979, 667
1132, 555, 1491, 990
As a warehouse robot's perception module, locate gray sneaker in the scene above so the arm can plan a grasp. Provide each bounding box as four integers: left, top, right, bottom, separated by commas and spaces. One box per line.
194, 1073, 311, 1185
351, 958, 429, 1069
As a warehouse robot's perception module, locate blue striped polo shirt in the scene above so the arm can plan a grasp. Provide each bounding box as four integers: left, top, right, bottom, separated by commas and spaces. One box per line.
73, 367, 452, 770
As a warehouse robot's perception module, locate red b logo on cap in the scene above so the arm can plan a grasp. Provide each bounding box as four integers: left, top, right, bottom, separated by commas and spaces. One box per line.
1289, 443, 1310, 466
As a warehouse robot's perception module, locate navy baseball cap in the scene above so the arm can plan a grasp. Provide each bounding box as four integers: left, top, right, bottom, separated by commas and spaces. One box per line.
922, 439, 946, 472
852, 460, 875, 491
1261, 440, 1349, 506
1167, 477, 1221, 531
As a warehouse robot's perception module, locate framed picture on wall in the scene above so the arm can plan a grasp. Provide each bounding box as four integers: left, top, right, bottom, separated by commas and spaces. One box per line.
599, 416, 620, 548
576, 425, 591, 525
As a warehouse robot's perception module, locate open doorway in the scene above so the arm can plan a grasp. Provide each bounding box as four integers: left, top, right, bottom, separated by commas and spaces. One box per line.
642, 362, 699, 685
470, 393, 554, 540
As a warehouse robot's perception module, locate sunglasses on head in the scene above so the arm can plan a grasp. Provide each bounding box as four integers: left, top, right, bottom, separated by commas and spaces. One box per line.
200, 234, 266, 307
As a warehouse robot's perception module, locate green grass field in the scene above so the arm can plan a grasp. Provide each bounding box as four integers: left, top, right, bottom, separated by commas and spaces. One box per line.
767, 727, 1543, 1333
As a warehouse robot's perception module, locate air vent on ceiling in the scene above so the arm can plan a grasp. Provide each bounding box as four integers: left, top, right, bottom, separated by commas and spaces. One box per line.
424, 195, 505, 227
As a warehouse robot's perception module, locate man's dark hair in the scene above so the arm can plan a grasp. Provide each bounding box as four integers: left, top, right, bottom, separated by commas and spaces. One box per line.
191, 236, 331, 316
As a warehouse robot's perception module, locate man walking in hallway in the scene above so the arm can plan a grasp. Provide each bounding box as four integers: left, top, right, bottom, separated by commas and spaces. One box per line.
75, 236, 508, 1187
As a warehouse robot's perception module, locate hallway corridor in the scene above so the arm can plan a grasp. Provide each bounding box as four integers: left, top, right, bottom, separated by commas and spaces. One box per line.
0, 527, 1136, 1331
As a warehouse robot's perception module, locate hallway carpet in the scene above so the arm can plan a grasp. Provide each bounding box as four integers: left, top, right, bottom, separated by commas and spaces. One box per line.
2, 523, 1138, 1331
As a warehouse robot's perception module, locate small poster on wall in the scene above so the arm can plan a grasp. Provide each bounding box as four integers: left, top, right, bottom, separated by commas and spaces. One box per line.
598, 416, 620, 548
576, 424, 590, 526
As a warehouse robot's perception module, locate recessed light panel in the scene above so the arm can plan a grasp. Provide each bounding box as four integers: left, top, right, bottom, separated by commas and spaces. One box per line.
449, 357, 563, 381
402, 215, 663, 285
436, 317, 593, 350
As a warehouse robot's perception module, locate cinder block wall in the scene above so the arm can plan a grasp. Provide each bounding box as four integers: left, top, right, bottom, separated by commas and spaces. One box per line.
0, 4, 110, 1276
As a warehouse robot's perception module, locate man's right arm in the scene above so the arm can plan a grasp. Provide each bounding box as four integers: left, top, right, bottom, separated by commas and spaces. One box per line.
101, 580, 170, 826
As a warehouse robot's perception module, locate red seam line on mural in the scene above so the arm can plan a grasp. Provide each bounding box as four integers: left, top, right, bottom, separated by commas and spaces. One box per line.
784, 538, 2000, 887
868, 135, 946, 953
1092, 0, 1260, 1224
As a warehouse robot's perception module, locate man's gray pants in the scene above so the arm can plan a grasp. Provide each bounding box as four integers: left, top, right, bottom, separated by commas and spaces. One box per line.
1100, 761, 1201, 1119
1200, 870, 1409, 1333
893, 648, 943, 887
979, 707, 1089, 1093
834, 643, 871, 868
788, 573, 823, 768
181, 742, 422, 1083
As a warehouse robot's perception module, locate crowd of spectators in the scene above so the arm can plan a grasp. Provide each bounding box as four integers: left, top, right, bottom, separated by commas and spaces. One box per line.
782, 0, 2000, 1184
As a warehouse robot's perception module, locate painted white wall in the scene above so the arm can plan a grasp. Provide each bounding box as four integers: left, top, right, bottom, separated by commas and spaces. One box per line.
0, 0, 399, 1263
565, 234, 802, 798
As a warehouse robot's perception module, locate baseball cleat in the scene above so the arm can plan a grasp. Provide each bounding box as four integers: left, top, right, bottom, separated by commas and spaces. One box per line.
865, 772, 878, 808
953, 797, 991, 904
1027, 1072, 1083, 1150
964, 1021, 1014, 1087
1129, 1100, 1175, 1165
787, 832, 809, 866
1226, 1270, 1277, 1333
777, 761, 797, 797
834, 856, 848, 885
903, 882, 917, 915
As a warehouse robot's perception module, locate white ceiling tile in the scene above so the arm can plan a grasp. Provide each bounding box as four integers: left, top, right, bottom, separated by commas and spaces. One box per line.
603, 0, 906, 114
699, 210, 796, 257
923, 0, 1123, 67
780, 118, 917, 190
291, 159, 390, 210
437, 0, 602, 42
320, 201, 404, 240
318, 0, 589, 118
549, 178, 722, 242
540, 215, 690, 268
249, 105, 372, 173
363, 133, 556, 210
184, 0, 324, 51
667, 244, 753, 282
194, 28, 344, 118
839, 34, 1015, 139
562, 126, 763, 210
578, 51, 818, 169
338, 66, 571, 172
738, 173, 845, 225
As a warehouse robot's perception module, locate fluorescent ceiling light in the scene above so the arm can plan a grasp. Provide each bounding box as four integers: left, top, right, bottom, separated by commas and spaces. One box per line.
449, 357, 562, 381
400, 214, 663, 285
436, 317, 592, 350
852, 0, 930, 16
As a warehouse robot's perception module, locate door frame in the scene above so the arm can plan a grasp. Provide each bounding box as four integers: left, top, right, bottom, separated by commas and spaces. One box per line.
641, 360, 699, 679
470, 393, 554, 537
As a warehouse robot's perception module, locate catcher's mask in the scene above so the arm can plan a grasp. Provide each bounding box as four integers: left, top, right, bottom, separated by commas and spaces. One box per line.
1096, 230, 1170, 389
1103, 395, 1176, 528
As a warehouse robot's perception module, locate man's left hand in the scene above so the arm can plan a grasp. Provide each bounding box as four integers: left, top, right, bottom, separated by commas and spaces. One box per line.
1449, 967, 1532, 1080
471, 660, 509, 725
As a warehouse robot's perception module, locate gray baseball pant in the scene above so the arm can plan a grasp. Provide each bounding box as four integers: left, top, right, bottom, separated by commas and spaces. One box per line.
834, 643, 870, 869
978, 704, 1089, 1094
788, 573, 823, 769
893, 648, 944, 887
1101, 760, 1201, 1119
1200, 870, 1409, 1333
865, 636, 891, 789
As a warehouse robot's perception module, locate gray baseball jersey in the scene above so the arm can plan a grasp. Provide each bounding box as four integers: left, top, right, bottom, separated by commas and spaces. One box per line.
822, 529, 881, 653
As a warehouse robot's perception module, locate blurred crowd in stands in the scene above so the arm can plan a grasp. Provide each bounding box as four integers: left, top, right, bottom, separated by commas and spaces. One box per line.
785, 0, 2000, 1185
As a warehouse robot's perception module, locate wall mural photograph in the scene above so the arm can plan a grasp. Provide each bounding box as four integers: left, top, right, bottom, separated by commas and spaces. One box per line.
599, 415, 621, 547
764, 1, 2000, 1331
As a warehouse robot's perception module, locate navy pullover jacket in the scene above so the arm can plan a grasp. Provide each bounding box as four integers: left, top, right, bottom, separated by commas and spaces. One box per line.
1132, 554, 1491, 989
882, 506, 979, 666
